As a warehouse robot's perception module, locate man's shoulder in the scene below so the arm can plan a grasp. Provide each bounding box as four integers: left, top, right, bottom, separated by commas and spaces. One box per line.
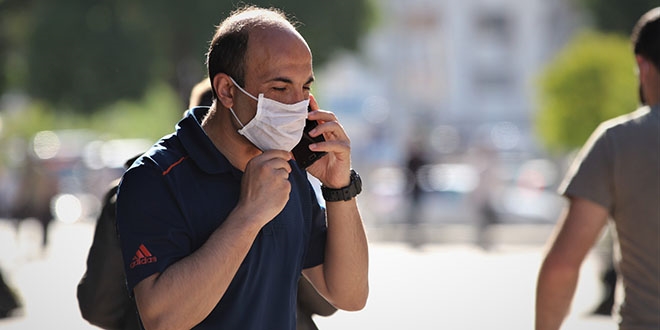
129, 134, 187, 173
599, 106, 655, 133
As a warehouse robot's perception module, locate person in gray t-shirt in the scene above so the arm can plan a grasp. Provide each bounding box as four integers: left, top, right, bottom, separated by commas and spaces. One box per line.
535, 7, 660, 330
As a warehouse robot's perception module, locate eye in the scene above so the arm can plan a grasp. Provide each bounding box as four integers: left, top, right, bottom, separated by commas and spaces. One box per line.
272, 87, 286, 91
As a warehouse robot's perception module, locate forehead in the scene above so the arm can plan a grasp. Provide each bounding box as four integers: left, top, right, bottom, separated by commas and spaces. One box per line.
245, 26, 313, 83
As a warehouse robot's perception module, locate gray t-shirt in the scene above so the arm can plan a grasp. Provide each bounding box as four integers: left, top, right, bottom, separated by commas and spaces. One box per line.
560, 105, 660, 330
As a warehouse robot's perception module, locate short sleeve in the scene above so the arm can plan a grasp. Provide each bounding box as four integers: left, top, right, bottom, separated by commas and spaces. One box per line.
116, 164, 192, 292
559, 124, 614, 211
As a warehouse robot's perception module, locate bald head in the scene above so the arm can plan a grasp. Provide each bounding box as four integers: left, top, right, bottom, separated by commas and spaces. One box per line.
206, 6, 308, 95
220, 6, 297, 33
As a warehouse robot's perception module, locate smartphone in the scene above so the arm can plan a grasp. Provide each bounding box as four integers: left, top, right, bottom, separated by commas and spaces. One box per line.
292, 106, 327, 168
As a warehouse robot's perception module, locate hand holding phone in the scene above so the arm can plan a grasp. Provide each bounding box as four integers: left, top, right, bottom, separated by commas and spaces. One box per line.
292, 106, 327, 169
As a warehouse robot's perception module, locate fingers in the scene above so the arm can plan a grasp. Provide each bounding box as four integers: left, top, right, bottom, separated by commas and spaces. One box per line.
240, 150, 293, 224
247, 150, 293, 182
257, 150, 293, 172
306, 108, 335, 123
309, 94, 319, 111
307, 111, 349, 141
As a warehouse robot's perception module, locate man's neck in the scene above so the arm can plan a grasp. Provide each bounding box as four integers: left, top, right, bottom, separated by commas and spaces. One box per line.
201, 106, 261, 172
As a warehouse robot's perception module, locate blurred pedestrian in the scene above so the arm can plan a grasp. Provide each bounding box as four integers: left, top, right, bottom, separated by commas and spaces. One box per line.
296, 277, 337, 330
402, 139, 429, 247
535, 7, 660, 330
77, 172, 139, 330
592, 260, 617, 316
405, 142, 425, 226
10, 155, 58, 250
469, 140, 500, 250
0, 269, 21, 319
188, 79, 214, 110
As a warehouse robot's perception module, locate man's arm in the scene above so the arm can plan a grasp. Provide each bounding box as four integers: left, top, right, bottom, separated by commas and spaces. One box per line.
535, 196, 609, 330
133, 208, 262, 330
303, 197, 369, 311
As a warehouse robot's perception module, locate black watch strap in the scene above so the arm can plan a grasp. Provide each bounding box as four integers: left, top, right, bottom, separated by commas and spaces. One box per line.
321, 169, 362, 202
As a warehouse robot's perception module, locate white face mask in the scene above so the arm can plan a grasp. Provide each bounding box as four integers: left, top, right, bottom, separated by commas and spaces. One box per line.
229, 77, 309, 151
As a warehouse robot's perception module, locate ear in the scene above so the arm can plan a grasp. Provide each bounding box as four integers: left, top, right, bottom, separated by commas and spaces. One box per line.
213, 73, 235, 109
636, 55, 650, 76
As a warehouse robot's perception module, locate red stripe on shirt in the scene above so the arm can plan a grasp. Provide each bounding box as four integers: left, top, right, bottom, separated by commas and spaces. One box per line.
162, 156, 188, 176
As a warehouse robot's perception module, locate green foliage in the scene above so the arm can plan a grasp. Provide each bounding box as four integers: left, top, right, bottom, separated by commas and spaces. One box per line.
0, 0, 32, 92
2, 0, 374, 116
1, 102, 58, 141
535, 31, 638, 153
88, 83, 182, 142
0, 83, 182, 150
25, 1, 154, 113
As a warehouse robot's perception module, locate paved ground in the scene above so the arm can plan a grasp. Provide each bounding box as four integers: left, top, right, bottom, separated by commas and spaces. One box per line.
0, 219, 616, 330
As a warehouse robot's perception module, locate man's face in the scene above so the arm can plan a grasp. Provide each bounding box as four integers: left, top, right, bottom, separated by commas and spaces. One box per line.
234, 26, 314, 118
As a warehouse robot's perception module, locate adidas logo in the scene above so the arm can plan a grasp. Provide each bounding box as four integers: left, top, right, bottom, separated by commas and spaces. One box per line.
130, 244, 158, 269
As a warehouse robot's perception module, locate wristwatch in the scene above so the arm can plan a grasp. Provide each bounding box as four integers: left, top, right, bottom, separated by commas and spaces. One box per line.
321, 169, 362, 202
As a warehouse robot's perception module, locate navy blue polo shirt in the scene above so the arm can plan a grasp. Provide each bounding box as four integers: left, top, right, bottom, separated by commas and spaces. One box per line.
116, 107, 327, 330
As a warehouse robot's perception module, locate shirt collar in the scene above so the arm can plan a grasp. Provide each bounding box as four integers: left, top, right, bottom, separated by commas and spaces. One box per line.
177, 106, 237, 175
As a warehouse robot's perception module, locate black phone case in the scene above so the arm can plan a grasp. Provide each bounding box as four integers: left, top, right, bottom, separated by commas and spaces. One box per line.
292, 108, 327, 168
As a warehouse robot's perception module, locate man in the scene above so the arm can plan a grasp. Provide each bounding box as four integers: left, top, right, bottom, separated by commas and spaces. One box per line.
79, 77, 336, 330
116, 6, 369, 330
535, 7, 660, 330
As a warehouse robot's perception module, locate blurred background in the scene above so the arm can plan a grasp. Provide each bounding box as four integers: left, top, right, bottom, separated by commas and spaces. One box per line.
0, 0, 656, 329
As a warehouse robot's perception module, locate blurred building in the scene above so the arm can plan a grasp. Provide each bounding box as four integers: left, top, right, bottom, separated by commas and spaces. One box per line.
318, 0, 583, 164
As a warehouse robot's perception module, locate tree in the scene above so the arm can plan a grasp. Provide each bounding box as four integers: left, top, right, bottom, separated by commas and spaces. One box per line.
6, 0, 374, 114
535, 31, 638, 153
24, 1, 153, 113
0, 0, 33, 94
574, 0, 658, 34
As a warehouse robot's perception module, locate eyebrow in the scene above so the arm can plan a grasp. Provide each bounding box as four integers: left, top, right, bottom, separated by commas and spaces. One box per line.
269, 76, 315, 85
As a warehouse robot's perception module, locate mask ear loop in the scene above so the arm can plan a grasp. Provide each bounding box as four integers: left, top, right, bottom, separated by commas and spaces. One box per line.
227, 77, 258, 128
228, 107, 246, 128
229, 77, 258, 101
